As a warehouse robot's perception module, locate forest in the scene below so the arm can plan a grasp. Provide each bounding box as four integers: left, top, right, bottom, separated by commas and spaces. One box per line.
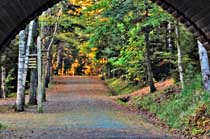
0, 0, 209, 138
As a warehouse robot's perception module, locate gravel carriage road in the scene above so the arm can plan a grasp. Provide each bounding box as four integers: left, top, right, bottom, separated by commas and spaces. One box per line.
0, 76, 178, 139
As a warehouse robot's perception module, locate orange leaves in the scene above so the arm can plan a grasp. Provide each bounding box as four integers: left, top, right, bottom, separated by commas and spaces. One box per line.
57, 8, 63, 17
67, 0, 93, 15
141, 11, 153, 17
68, 0, 93, 10
187, 104, 210, 136
91, 48, 97, 51
99, 17, 109, 22
87, 9, 104, 16
99, 57, 107, 64
87, 53, 95, 59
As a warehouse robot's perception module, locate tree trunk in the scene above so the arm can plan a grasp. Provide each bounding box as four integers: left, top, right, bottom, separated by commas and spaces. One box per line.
45, 9, 60, 86
28, 68, 37, 105
23, 21, 35, 86
40, 11, 51, 101
41, 43, 48, 102
37, 36, 43, 112
55, 43, 63, 75
1, 66, 6, 99
28, 20, 38, 105
145, 30, 156, 93
21, 20, 35, 105
175, 22, 185, 89
0, 66, 2, 98
16, 30, 26, 112
0, 54, 6, 99
107, 63, 111, 78
42, 61, 47, 102
198, 40, 210, 92
167, 22, 173, 51
45, 52, 52, 88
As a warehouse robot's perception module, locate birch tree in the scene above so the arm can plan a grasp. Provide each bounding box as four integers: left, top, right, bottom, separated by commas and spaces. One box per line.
45, 7, 62, 87
20, 20, 36, 105
175, 22, 184, 89
29, 68, 37, 105
167, 22, 173, 50
0, 54, 6, 99
16, 30, 26, 111
1, 67, 6, 99
37, 36, 43, 112
40, 10, 50, 102
0, 55, 6, 99
198, 40, 210, 92
23, 21, 35, 88
29, 20, 38, 105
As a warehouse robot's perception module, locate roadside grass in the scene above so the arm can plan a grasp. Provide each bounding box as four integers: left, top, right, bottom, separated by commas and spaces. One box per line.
0, 123, 7, 130
131, 75, 210, 137
106, 75, 210, 137
7, 92, 16, 98
47, 83, 54, 89
7, 82, 54, 98
105, 78, 140, 96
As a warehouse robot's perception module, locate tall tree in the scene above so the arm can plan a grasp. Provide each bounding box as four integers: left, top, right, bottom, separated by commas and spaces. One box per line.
28, 20, 38, 105
29, 67, 38, 105
55, 41, 64, 74
37, 36, 43, 112
198, 40, 210, 92
0, 54, 6, 99
23, 21, 35, 87
40, 11, 49, 102
16, 30, 26, 112
45, 7, 63, 87
143, 0, 156, 92
175, 22, 184, 89
22, 20, 36, 105
144, 28, 156, 92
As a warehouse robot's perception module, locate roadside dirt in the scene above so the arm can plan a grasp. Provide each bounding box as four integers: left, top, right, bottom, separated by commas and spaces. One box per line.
110, 79, 174, 101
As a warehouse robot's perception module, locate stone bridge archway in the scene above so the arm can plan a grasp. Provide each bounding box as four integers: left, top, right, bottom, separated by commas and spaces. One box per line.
0, 0, 210, 49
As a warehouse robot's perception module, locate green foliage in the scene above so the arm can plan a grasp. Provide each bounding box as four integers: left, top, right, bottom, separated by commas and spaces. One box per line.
0, 123, 6, 130
132, 74, 210, 136
5, 69, 16, 94
106, 78, 141, 96
84, 0, 186, 84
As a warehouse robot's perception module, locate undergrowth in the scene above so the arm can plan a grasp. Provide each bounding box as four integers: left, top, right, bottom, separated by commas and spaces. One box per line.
106, 75, 210, 137
105, 78, 140, 96
0, 123, 6, 130
131, 75, 210, 137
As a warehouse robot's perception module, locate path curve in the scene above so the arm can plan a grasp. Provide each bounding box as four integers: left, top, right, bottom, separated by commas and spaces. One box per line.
0, 76, 178, 139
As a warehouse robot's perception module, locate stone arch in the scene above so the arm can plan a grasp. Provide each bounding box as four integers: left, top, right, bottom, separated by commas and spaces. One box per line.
0, 0, 209, 49
153, 0, 210, 48
0, 0, 60, 49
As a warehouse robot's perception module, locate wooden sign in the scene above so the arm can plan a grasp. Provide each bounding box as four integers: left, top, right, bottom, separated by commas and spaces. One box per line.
29, 54, 37, 69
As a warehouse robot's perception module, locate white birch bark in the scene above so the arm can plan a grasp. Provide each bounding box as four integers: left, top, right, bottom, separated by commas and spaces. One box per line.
175, 22, 184, 89
16, 30, 26, 111
198, 40, 210, 92
1, 66, 6, 99
28, 20, 38, 105
167, 22, 172, 50
23, 20, 35, 87
45, 10, 60, 86
0, 55, 6, 99
37, 36, 43, 112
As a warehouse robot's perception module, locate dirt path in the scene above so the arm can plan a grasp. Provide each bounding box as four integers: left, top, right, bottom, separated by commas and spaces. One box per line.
0, 76, 178, 139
